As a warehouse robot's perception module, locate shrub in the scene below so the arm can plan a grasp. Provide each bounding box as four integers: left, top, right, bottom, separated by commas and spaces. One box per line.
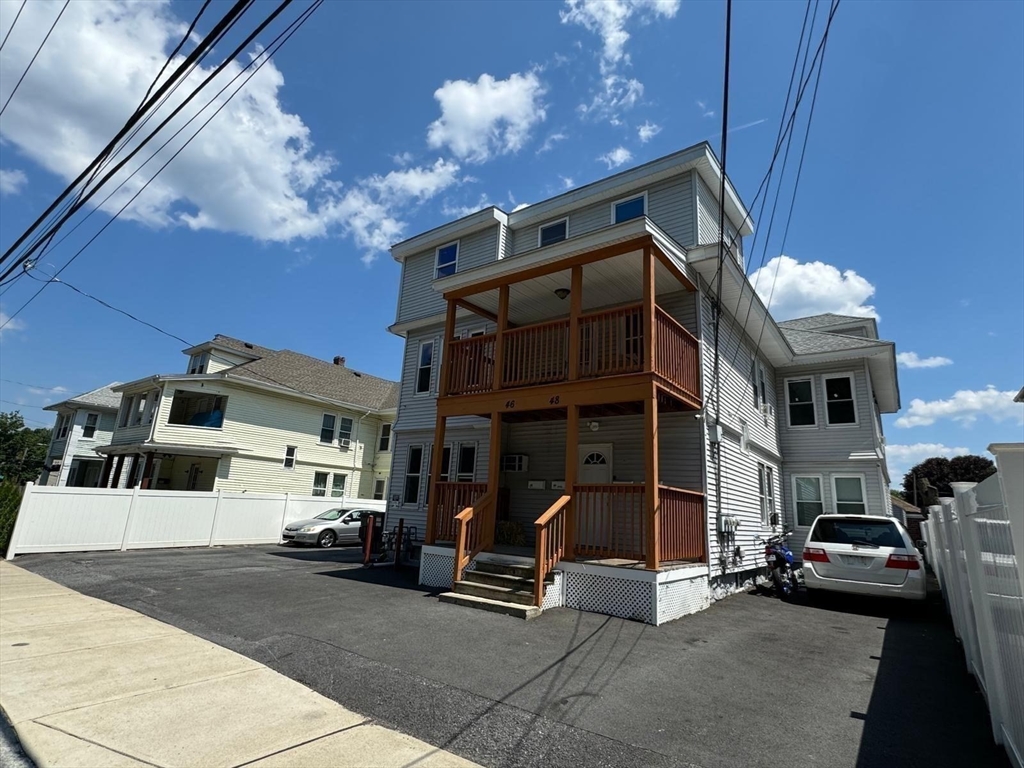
0, 482, 23, 557
495, 520, 527, 547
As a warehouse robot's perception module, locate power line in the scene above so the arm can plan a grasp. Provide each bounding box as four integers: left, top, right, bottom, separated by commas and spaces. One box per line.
0, 0, 26, 54
0, 398, 49, 410
0, 0, 69, 119
0, 378, 67, 392
0, 0, 253, 270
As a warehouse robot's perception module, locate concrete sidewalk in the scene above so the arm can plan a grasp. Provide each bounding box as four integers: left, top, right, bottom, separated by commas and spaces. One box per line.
0, 560, 475, 768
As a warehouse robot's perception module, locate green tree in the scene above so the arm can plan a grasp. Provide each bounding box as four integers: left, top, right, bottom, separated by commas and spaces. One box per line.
901, 454, 997, 506
0, 411, 52, 485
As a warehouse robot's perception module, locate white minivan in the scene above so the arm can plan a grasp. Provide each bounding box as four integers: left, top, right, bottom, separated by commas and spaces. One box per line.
802, 515, 926, 601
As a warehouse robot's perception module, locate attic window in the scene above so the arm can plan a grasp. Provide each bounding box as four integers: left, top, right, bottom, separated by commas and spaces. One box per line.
187, 352, 208, 375
612, 193, 646, 224
538, 218, 567, 247
435, 241, 459, 279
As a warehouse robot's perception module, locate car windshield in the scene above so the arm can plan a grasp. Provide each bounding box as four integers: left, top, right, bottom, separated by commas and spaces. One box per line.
810, 518, 904, 548
314, 509, 347, 521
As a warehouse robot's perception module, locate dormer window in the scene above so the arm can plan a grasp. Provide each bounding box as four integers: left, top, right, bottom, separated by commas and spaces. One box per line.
538, 218, 568, 248
612, 193, 646, 224
187, 352, 208, 375
435, 241, 459, 279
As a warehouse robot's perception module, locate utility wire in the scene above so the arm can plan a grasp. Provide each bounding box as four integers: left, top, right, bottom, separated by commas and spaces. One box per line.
0, 0, 69, 119
0, 0, 253, 269
0, 0, 319, 328
0, 0, 26, 53
0, 378, 68, 391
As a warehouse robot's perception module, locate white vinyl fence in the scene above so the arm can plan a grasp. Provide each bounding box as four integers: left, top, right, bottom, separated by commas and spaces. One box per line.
5, 483, 386, 558
921, 444, 1024, 768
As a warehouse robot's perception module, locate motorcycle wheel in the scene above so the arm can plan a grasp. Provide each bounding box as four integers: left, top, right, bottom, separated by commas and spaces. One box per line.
771, 567, 786, 598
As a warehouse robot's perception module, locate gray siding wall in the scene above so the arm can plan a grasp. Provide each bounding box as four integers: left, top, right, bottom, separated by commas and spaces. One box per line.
698, 283, 782, 574
396, 225, 500, 324
781, 460, 890, 558
695, 175, 742, 263
775, 360, 880, 463
508, 172, 697, 258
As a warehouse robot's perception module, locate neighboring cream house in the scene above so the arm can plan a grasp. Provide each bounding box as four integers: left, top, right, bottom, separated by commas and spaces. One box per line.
39, 383, 122, 487
385, 141, 901, 623
95, 335, 398, 498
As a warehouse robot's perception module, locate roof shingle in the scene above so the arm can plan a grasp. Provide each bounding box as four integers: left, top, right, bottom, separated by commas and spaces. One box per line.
44, 382, 123, 412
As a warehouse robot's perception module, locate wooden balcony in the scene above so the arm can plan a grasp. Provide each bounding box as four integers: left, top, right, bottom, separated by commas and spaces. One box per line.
442, 300, 700, 410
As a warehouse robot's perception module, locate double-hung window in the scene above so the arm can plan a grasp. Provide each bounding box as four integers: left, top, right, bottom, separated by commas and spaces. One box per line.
320, 414, 336, 444
118, 396, 135, 428
786, 378, 816, 427
312, 472, 329, 497
404, 446, 423, 504
456, 444, 476, 482
143, 392, 160, 424
416, 341, 434, 395
373, 479, 386, 500
832, 475, 867, 515
794, 476, 824, 527
757, 463, 775, 525
82, 413, 99, 439
187, 352, 208, 375
611, 193, 646, 224
538, 218, 567, 247
378, 423, 392, 452
337, 417, 353, 447
435, 242, 458, 279
823, 374, 857, 425
439, 445, 452, 483
56, 413, 71, 439
283, 446, 297, 469
751, 358, 767, 410
331, 474, 347, 497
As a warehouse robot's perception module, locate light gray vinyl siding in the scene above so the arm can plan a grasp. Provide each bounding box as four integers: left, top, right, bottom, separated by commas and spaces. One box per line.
775, 361, 879, 463
698, 283, 781, 574
695, 175, 742, 263
782, 461, 890, 558
396, 225, 500, 324
387, 426, 490, 536
508, 172, 697, 258
657, 289, 699, 336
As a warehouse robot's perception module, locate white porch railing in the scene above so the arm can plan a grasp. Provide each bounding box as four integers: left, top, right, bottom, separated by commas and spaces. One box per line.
921, 444, 1024, 768
5, 483, 386, 558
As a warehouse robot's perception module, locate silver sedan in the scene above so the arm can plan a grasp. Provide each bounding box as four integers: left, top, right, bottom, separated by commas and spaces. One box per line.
281, 508, 373, 548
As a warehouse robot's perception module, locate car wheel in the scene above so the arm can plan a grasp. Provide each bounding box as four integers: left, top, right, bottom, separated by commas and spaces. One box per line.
317, 530, 336, 548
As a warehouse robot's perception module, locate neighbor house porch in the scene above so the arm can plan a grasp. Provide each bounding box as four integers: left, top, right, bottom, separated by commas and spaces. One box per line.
95, 443, 239, 491
425, 234, 709, 607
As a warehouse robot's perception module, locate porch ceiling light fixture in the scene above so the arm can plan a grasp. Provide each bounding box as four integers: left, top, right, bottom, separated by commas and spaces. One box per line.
588, 421, 599, 432
554, 287, 571, 300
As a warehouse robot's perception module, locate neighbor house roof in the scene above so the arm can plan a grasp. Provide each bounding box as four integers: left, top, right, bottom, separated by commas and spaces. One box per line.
43, 382, 123, 412
890, 495, 922, 515
779, 327, 892, 356
777, 313, 876, 331
186, 334, 276, 359
225, 350, 399, 412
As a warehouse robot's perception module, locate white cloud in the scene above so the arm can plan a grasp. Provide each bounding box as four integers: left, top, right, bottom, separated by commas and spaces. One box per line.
442, 194, 496, 219
894, 386, 1024, 428
751, 255, 879, 321
0, 310, 26, 338
537, 132, 568, 154
562, 1, 678, 123
27, 386, 69, 395
896, 352, 953, 369
598, 146, 632, 169
0, 0, 353, 243
0, 168, 28, 195
427, 72, 547, 163
391, 151, 414, 166
561, 0, 680, 73
886, 442, 971, 485
560, 175, 575, 189
696, 99, 715, 118
637, 121, 661, 143
512, 202, 531, 212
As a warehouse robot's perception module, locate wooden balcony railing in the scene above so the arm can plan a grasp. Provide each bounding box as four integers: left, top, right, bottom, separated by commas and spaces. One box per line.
534, 495, 570, 605
453, 490, 496, 583
440, 302, 700, 402
432, 481, 487, 542
655, 308, 700, 401
574, 483, 647, 561
579, 303, 645, 378
658, 485, 706, 563
501, 318, 569, 388
447, 334, 495, 396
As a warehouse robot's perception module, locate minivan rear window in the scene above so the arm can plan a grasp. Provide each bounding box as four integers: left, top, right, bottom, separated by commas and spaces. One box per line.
809, 518, 904, 548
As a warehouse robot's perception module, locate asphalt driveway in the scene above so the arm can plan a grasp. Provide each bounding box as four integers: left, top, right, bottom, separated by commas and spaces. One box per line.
12, 546, 1008, 768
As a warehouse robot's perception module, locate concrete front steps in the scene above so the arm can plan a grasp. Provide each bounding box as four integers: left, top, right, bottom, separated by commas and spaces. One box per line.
438, 560, 553, 620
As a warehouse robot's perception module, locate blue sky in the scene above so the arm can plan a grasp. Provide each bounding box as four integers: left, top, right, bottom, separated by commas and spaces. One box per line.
0, 0, 1021, 485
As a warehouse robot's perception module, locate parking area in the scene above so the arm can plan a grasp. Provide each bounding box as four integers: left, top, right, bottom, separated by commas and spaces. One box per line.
14, 545, 1008, 768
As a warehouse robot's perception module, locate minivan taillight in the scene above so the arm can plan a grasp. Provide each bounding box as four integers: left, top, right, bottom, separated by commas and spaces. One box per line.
803, 547, 830, 563
885, 554, 920, 570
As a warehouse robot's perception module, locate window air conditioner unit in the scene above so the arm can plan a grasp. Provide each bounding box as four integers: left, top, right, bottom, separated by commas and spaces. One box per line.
339, 438, 352, 450
500, 454, 529, 472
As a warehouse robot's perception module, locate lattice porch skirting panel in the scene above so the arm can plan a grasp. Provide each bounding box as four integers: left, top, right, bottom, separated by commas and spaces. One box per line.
541, 571, 565, 610
564, 570, 657, 624
419, 546, 476, 589
655, 570, 712, 624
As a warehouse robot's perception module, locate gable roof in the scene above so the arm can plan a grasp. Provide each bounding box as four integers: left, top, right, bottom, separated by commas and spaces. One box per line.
777, 313, 878, 338
890, 495, 922, 515
187, 334, 276, 359
224, 350, 399, 412
44, 382, 123, 412
779, 327, 892, 356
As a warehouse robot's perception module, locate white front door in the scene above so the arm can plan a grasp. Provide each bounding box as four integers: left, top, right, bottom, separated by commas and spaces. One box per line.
578, 444, 612, 484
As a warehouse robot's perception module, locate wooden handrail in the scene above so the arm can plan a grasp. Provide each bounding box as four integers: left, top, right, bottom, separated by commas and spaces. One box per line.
658, 485, 706, 564
534, 495, 571, 606
433, 481, 487, 542
654, 306, 699, 345
658, 484, 705, 496
503, 316, 570, 337
453, 489, 497, 584
578, 301, 643, 320
573, 483, 647, 562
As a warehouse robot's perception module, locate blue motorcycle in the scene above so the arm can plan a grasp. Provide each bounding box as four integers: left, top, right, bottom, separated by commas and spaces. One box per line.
760, 531, 799, 598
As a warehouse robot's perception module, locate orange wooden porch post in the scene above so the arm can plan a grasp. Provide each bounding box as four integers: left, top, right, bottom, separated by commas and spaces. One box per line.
564, 403, 579, 560
642, 244, 656, 374
486, 410, 502, 546
426, 300, 458, 545
493, 285, 509, 391
644, 385, 660, 570
568, 265, 582, 381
